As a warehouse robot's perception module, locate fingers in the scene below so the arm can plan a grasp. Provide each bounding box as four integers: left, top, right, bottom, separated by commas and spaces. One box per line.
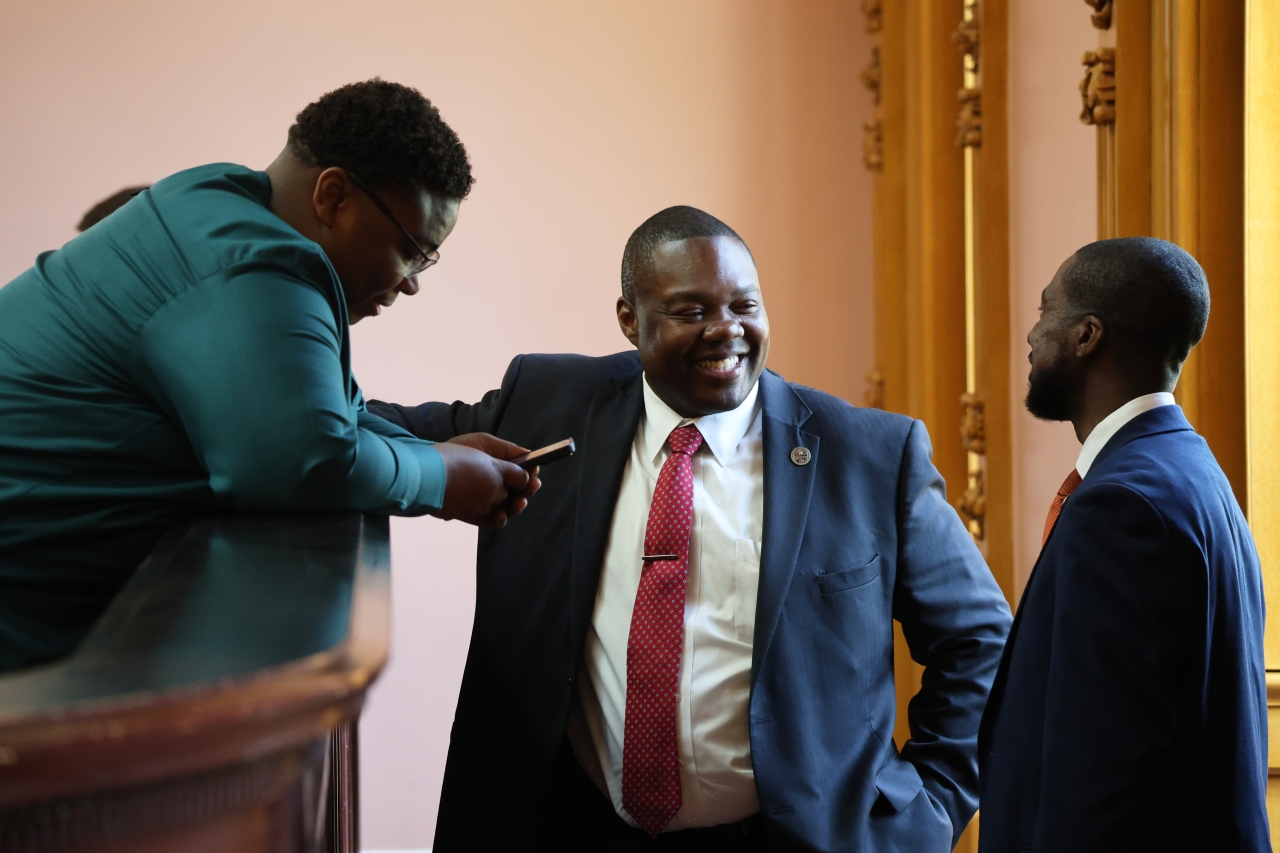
497, 460, 531, 492
433, 441, 540, 529
476, 495, 528, 528
447, 432, 530, 459
508, 472, 541, 502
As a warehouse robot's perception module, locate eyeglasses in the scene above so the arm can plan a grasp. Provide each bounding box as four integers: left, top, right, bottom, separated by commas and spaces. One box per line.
345, 171, 440, 277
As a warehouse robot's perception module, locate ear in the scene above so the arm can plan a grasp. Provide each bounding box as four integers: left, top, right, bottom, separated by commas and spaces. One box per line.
311, 167, 353, 228
617, 296, 640, 347
1073, 315, 1106, 358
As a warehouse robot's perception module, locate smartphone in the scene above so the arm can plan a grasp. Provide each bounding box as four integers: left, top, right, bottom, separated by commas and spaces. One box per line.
511, 438, 576, 470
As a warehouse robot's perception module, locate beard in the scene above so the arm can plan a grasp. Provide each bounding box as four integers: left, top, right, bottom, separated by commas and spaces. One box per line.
1025, 350, 1076, 422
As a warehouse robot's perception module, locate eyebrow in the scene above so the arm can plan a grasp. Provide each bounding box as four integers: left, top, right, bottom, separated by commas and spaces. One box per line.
663, 285, 760, 301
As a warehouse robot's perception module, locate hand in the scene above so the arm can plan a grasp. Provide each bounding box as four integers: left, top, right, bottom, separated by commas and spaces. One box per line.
432, 434, 542, 528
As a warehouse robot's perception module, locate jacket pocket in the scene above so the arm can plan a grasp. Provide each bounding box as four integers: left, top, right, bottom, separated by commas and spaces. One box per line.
816, 555, 881, 595
874, 755, 923, 812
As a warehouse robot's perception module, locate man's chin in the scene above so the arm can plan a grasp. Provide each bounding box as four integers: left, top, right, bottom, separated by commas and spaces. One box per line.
1024, 381, 1072, 422
690, 377, 758, 416
347, 302, 384, 325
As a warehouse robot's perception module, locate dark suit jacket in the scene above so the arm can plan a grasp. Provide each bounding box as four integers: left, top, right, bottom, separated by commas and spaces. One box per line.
977, 405, 1269, 852
371, 351, 1012, 852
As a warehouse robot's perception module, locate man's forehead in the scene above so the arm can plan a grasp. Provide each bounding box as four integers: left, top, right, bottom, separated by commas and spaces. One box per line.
389, 186, 457, 248
652, 237, 756, 281
654, 234, 751, 262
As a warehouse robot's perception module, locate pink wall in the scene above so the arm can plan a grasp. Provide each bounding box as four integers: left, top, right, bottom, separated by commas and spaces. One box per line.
0, 3, 874, 848
1006, 1, 1098, 591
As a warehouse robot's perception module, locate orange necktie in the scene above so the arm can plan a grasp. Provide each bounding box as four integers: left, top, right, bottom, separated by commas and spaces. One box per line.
1041, 469, 1083, 548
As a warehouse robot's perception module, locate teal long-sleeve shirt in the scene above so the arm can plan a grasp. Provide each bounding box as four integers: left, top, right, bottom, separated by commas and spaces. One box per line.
0, 164, 445, 670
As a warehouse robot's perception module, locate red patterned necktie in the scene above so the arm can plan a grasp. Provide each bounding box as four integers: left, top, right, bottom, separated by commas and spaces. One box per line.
622, 424, 703, 837
1041, 468, 1083, 548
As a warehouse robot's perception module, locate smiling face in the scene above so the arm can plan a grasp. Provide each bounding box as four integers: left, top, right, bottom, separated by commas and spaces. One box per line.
312, 169, 460, 323
617, 235, 770, 417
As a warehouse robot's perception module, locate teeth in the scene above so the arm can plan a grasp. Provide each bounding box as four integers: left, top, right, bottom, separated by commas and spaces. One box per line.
698, 355, 741, 371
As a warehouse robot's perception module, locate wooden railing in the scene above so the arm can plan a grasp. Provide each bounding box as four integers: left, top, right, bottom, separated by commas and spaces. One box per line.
0, 512, 390, 853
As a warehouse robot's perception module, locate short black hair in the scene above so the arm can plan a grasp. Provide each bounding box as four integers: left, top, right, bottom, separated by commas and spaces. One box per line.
287, 79, 474, 200
621, 206, 752, 302
1061, 236, 1210, 370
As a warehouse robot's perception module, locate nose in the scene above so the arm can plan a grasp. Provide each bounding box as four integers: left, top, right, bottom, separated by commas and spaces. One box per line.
703, 319, 744, 342
399, 274, 421, 297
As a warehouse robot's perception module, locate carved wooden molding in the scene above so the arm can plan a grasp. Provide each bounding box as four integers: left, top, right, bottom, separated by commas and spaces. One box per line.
957, 393, 986, 540
960, 393, 986, 454
958, 470, 986, 541
1084, 0, 1113, 30
864, 369, 885, 409
860, 0, 883, 173
862, 119, 884, 172
1080, 48, 1116, 126
953, 14, 980, 69
860, 0, 882, 34
953, 2, 981, 148
861, 46, 881, 107
956, 88, 982, 148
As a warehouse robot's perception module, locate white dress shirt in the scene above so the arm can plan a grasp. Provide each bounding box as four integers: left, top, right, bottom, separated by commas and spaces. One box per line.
1075, 392, 1176, 478
578, 375, 764, 830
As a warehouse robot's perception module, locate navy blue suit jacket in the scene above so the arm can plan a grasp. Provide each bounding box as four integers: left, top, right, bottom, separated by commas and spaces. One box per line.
372, 352, 1012, 852
977, 405, 1269, 852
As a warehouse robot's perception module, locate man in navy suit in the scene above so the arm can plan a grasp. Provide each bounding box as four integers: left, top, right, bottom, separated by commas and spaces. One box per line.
371, 207, 1012, 851
978, 237, 1269, 851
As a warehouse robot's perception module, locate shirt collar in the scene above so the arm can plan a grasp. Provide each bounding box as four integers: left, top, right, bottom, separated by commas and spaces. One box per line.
640, 375, 761, 467
1075, 392, 1176, 478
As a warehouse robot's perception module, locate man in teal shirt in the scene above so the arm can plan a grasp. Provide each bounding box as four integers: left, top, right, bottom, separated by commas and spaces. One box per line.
0, 80, 535, 672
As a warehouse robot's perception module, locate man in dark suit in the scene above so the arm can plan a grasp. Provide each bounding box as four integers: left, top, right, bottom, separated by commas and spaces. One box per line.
372, 206, 1012, 851
978, 237, 1269, 851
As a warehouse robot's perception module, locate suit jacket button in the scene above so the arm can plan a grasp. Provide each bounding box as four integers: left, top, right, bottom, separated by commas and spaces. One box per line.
790, 446, 811, 466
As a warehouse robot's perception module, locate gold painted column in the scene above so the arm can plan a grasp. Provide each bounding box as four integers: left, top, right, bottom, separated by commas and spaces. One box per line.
1243, 0, 1280, 842
1082, 0, 1247, 503
954, 0, 1014, 604
861, 1, 1011, 848
860, 0, 967, 498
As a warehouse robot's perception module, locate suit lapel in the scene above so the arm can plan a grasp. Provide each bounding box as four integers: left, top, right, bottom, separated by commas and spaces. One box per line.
569, 374, 645, 657
752, 371, 818, 685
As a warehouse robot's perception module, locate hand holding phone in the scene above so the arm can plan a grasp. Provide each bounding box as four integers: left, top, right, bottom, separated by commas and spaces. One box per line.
510, 438, 576, 470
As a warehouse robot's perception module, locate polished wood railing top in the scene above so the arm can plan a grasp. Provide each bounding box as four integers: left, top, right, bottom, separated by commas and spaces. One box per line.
0, 512, 390, 851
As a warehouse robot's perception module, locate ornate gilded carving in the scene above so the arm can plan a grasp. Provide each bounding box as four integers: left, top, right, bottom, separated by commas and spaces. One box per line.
1080, 48, 1116, 126
958, 466, 987, 540
952, 13, 980, 70
862, 119, 884, 171
861, 46, 881, 106
860, 0, 882, 34
960, 393, 986, 454
859, 0, 882, 173
953, 1, 981, 148
957, 393, 986, 540
956, 87, 982, 148
1084, 0, 1113, 30
864, 369, 885, 409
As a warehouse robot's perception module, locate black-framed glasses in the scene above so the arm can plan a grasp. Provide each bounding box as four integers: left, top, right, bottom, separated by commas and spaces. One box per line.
346, 171, 440, 277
